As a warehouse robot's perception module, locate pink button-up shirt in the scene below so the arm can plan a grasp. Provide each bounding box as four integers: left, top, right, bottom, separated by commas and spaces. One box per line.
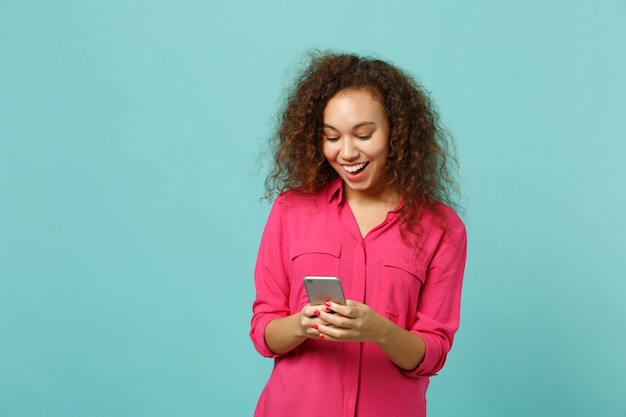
250, 177, 467, 417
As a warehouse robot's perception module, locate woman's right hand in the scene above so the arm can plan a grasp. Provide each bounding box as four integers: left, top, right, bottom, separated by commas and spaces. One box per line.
264, 303, 332, 355
299, 303, 333, 339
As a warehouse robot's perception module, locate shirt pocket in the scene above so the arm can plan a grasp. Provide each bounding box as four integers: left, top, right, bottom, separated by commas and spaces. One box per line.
289, 240, 342, 310
380, 253, 426, 328
289, 240, 342, 278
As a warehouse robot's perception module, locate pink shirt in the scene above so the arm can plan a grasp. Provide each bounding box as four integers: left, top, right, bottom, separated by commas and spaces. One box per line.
250, 177, 467, 417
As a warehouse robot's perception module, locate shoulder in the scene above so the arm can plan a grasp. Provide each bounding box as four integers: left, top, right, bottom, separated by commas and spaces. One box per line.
430, 203, 467, 249
273, 189, 321, 209
273, 179, 340, 210
267, 189, 325, 223
417, 202, 466, 244
432, 203, 465, 230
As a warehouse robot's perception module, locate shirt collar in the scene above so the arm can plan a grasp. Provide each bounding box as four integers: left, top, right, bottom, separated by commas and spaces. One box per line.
325, 176, 406, 213
326, 176, 344, 204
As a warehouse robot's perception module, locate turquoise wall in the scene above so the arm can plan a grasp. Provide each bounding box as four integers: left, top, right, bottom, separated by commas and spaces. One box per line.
1, 1, 625, 416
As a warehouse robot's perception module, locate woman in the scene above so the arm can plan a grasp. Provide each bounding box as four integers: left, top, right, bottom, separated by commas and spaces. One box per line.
250, 51, 467, 417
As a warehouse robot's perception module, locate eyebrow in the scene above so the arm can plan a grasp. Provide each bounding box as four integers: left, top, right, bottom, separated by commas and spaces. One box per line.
323, 122, 376, 130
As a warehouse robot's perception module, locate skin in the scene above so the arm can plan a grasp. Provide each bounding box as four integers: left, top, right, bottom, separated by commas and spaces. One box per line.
264, 88, 426, 371
321, 88, 398, 237
321, 89, 391, 205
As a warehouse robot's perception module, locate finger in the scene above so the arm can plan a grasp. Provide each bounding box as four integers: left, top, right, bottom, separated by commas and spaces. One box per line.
316, 309, 349, 329
325, 301, 352, 317
300, 303, 312, 317
304, 318, 330, 338
309, 322, 320, 337
302, 303, 326, 318
317, 323, 352, 341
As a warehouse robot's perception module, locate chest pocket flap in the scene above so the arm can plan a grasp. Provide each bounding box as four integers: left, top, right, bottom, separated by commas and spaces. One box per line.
289, 240, 342, 281
289, 240, 342, 260
383, 252, 427, 284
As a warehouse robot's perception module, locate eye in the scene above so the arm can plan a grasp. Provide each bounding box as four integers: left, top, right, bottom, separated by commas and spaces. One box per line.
325, 136, 340, 142
357, 133, 373, 140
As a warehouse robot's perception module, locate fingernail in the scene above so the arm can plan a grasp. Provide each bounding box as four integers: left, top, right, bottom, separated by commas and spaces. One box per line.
313, 310, 321, 317
312, 323, 318, 330
319, 334, 325, 339
324, 301, 331, 307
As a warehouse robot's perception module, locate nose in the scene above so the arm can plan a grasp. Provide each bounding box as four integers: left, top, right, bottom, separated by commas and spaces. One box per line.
340, 138, 359, 161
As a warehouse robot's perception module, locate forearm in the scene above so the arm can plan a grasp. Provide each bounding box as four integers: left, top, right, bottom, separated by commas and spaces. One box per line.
315, 301, 427, 371
264, 313, 307, 355
376, 318, 426, 371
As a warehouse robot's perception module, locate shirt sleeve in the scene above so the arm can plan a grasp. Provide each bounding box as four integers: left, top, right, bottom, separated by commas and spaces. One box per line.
404, 213, 467, 377
249, 198, 291, 358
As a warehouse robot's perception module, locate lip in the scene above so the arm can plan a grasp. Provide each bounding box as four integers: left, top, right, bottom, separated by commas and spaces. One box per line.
340, 162, 369, 181
342, 162, 369, 174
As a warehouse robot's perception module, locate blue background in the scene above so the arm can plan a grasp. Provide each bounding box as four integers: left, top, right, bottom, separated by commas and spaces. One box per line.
1, 1, 625, 416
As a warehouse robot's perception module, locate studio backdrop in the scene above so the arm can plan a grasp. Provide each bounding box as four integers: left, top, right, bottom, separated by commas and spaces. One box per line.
1, 1, 625, 416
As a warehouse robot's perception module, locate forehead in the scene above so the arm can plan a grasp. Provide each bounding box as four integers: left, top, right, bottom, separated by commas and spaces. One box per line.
323, 89, 386, 122
327, 87, 381, 105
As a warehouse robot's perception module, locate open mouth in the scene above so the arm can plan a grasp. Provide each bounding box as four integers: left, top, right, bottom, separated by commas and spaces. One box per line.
343, 162, 369, 174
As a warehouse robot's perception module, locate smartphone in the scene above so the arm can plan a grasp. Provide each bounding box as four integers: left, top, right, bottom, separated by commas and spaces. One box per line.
304, 276, 346, 307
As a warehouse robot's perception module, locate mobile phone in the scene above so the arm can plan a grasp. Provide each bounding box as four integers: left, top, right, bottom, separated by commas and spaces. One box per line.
304, 276, 346, 307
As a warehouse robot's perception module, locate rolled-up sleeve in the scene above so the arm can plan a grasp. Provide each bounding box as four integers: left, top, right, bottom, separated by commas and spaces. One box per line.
404, 216, 467, 377
250, 199, 290, 358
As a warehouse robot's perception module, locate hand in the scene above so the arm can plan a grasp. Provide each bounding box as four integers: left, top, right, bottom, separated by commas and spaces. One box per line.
311, 300, 389, 343
299, 303, 334, 339
300, 300, 426, 371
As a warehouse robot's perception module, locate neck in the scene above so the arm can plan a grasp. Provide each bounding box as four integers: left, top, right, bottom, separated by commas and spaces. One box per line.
344, 185, 400, 210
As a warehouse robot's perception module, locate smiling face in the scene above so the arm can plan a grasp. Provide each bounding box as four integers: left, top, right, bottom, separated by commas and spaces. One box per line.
322, 89, 391, 201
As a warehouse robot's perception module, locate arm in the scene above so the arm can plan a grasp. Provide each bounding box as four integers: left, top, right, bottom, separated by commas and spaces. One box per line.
314, 214, 467, 375
264, 303, 333, 355
377, 318, 427, 371
264, 313, 307, 355
407, 219, 467, 376
250, 197, 333, 357
315, 300, 426, 371
250, 199, 293, 358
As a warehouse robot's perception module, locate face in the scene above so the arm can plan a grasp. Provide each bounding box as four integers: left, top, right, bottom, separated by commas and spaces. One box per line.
322, 89, 390, 200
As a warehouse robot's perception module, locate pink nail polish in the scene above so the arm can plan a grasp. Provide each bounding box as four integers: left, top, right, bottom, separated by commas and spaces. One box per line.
313, 310, 321, 317
312, 323, 318, 330
324, 301, 331, 307
319, 334, 325, 339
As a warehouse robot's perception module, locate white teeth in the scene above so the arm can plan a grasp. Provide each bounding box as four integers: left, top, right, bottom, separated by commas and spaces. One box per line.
343, 162, 367, 173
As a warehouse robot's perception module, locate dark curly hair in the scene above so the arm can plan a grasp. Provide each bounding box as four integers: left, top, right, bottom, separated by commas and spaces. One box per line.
265, 50, 461, 237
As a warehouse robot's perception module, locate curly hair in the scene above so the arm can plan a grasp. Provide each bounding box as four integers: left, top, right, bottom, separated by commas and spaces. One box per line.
265, 50, 461, 237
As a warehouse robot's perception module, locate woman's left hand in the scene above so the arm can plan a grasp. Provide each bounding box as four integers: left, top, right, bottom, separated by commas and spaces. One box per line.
314, 299, 390, 343
315, 299, 427, 371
